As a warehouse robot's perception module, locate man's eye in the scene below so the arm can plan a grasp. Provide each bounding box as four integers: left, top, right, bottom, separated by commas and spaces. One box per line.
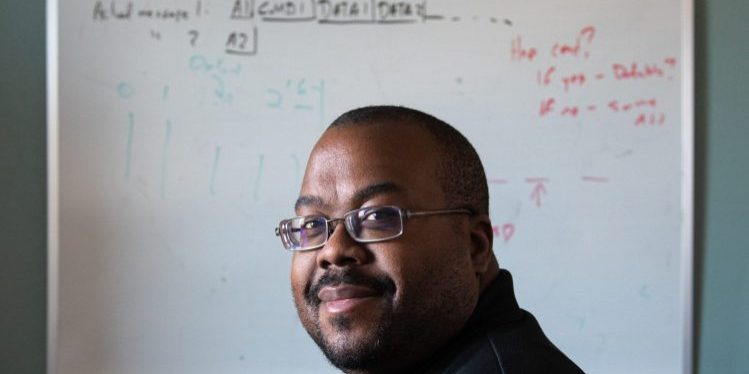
362, 209, 397, 221
302, 218, 323, 229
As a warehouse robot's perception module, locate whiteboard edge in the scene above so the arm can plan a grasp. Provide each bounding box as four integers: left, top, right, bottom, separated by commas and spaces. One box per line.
41, 2, 697, 372
46, 0, 59, 373
680, 0, 695, 373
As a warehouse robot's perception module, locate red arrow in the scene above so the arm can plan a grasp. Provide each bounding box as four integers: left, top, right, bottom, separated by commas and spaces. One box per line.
526, 178, 548, 207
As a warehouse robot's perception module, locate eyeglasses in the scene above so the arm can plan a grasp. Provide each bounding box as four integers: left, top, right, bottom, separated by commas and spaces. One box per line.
275, 205, 472, 251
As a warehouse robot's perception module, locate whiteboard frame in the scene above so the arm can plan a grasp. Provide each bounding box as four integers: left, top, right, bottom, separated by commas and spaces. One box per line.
679, 0, 695, 373
44, 0, 696, 373
46, 0, 59, 372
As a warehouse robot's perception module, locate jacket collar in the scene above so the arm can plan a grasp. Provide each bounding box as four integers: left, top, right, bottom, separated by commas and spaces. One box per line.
411, 269, 524, 373
465, 268, 524, 330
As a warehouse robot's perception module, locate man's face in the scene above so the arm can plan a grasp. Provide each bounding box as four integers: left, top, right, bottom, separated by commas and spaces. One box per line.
290, 123, 482, 372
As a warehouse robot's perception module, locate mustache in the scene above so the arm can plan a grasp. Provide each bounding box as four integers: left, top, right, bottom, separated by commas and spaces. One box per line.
305, 269, 396, 308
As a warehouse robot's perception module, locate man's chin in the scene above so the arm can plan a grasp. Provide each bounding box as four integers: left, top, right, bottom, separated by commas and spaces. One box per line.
316, 313, 392, 371
320, 312, 383, 350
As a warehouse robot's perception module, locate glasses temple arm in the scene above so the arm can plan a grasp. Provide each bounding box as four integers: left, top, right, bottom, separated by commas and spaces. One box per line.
405, 208, 473, 219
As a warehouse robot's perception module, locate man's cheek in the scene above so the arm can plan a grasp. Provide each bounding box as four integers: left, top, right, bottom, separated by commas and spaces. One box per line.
290, 262, 313, 297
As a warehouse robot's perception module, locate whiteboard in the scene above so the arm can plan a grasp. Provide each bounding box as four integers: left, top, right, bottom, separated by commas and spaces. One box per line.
48, 0, 694, 373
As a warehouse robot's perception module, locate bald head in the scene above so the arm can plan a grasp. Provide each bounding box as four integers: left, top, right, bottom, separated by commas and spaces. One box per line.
328, 106, 490, 215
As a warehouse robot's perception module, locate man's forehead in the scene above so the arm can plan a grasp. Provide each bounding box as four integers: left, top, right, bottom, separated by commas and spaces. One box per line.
296, 123, 442, 212
295, 181, 407, 211
310, 122, 436, 167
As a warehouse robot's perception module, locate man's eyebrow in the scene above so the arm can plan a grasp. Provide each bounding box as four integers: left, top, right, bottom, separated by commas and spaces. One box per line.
352, 182, 405, 203
295, 195, 326, 212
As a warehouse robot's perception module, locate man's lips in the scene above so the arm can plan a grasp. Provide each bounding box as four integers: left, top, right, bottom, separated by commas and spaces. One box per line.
318, 285, 380, 314
304, 270, 396, 313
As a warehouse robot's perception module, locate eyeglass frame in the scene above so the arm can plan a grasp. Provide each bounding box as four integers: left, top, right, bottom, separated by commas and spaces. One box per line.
274, 205, 473, 251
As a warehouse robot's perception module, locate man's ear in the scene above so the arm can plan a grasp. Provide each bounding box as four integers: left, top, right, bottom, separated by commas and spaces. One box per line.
468, 213, 495, 276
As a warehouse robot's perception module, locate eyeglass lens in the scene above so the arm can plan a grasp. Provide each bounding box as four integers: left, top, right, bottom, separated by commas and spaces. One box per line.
349, 206, 403, 241
283, 206, 404, 250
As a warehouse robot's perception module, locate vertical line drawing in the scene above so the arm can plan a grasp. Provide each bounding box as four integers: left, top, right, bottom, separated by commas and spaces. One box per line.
318, 80, 326, 129
210, 146, 221, 196
253, 154, 265, 202
160, 120, 172, 198
162, 85, 170, 101
291, 154, 300, 186
125, 111, 134, 179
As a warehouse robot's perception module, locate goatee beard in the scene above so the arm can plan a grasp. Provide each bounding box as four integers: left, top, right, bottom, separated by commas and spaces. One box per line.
303, 269, 397, 371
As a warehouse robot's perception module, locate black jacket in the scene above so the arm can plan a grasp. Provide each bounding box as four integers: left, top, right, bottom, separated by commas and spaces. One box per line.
417, 269, 585, 373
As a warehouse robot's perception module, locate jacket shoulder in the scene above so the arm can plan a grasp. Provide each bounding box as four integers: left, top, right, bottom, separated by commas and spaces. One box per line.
426, 311, 585, 374
481, 311, 585, 374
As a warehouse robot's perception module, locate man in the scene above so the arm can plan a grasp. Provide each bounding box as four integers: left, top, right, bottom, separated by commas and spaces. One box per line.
275, 106, 584, 373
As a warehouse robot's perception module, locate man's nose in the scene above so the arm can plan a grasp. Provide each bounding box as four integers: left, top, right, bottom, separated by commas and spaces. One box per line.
315, 222, 368, 269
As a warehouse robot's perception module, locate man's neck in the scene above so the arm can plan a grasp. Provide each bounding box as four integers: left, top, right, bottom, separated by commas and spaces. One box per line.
478, 256, 501, 294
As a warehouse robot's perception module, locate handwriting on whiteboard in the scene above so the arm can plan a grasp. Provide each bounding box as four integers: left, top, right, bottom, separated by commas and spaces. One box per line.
511, 25, 678, 127
91, 0, 510, 57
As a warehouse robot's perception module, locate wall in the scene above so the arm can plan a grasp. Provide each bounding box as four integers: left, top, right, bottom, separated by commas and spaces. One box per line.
0, 1, 47, 373
0, 0, 747, 373
695, 0, 749, 372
